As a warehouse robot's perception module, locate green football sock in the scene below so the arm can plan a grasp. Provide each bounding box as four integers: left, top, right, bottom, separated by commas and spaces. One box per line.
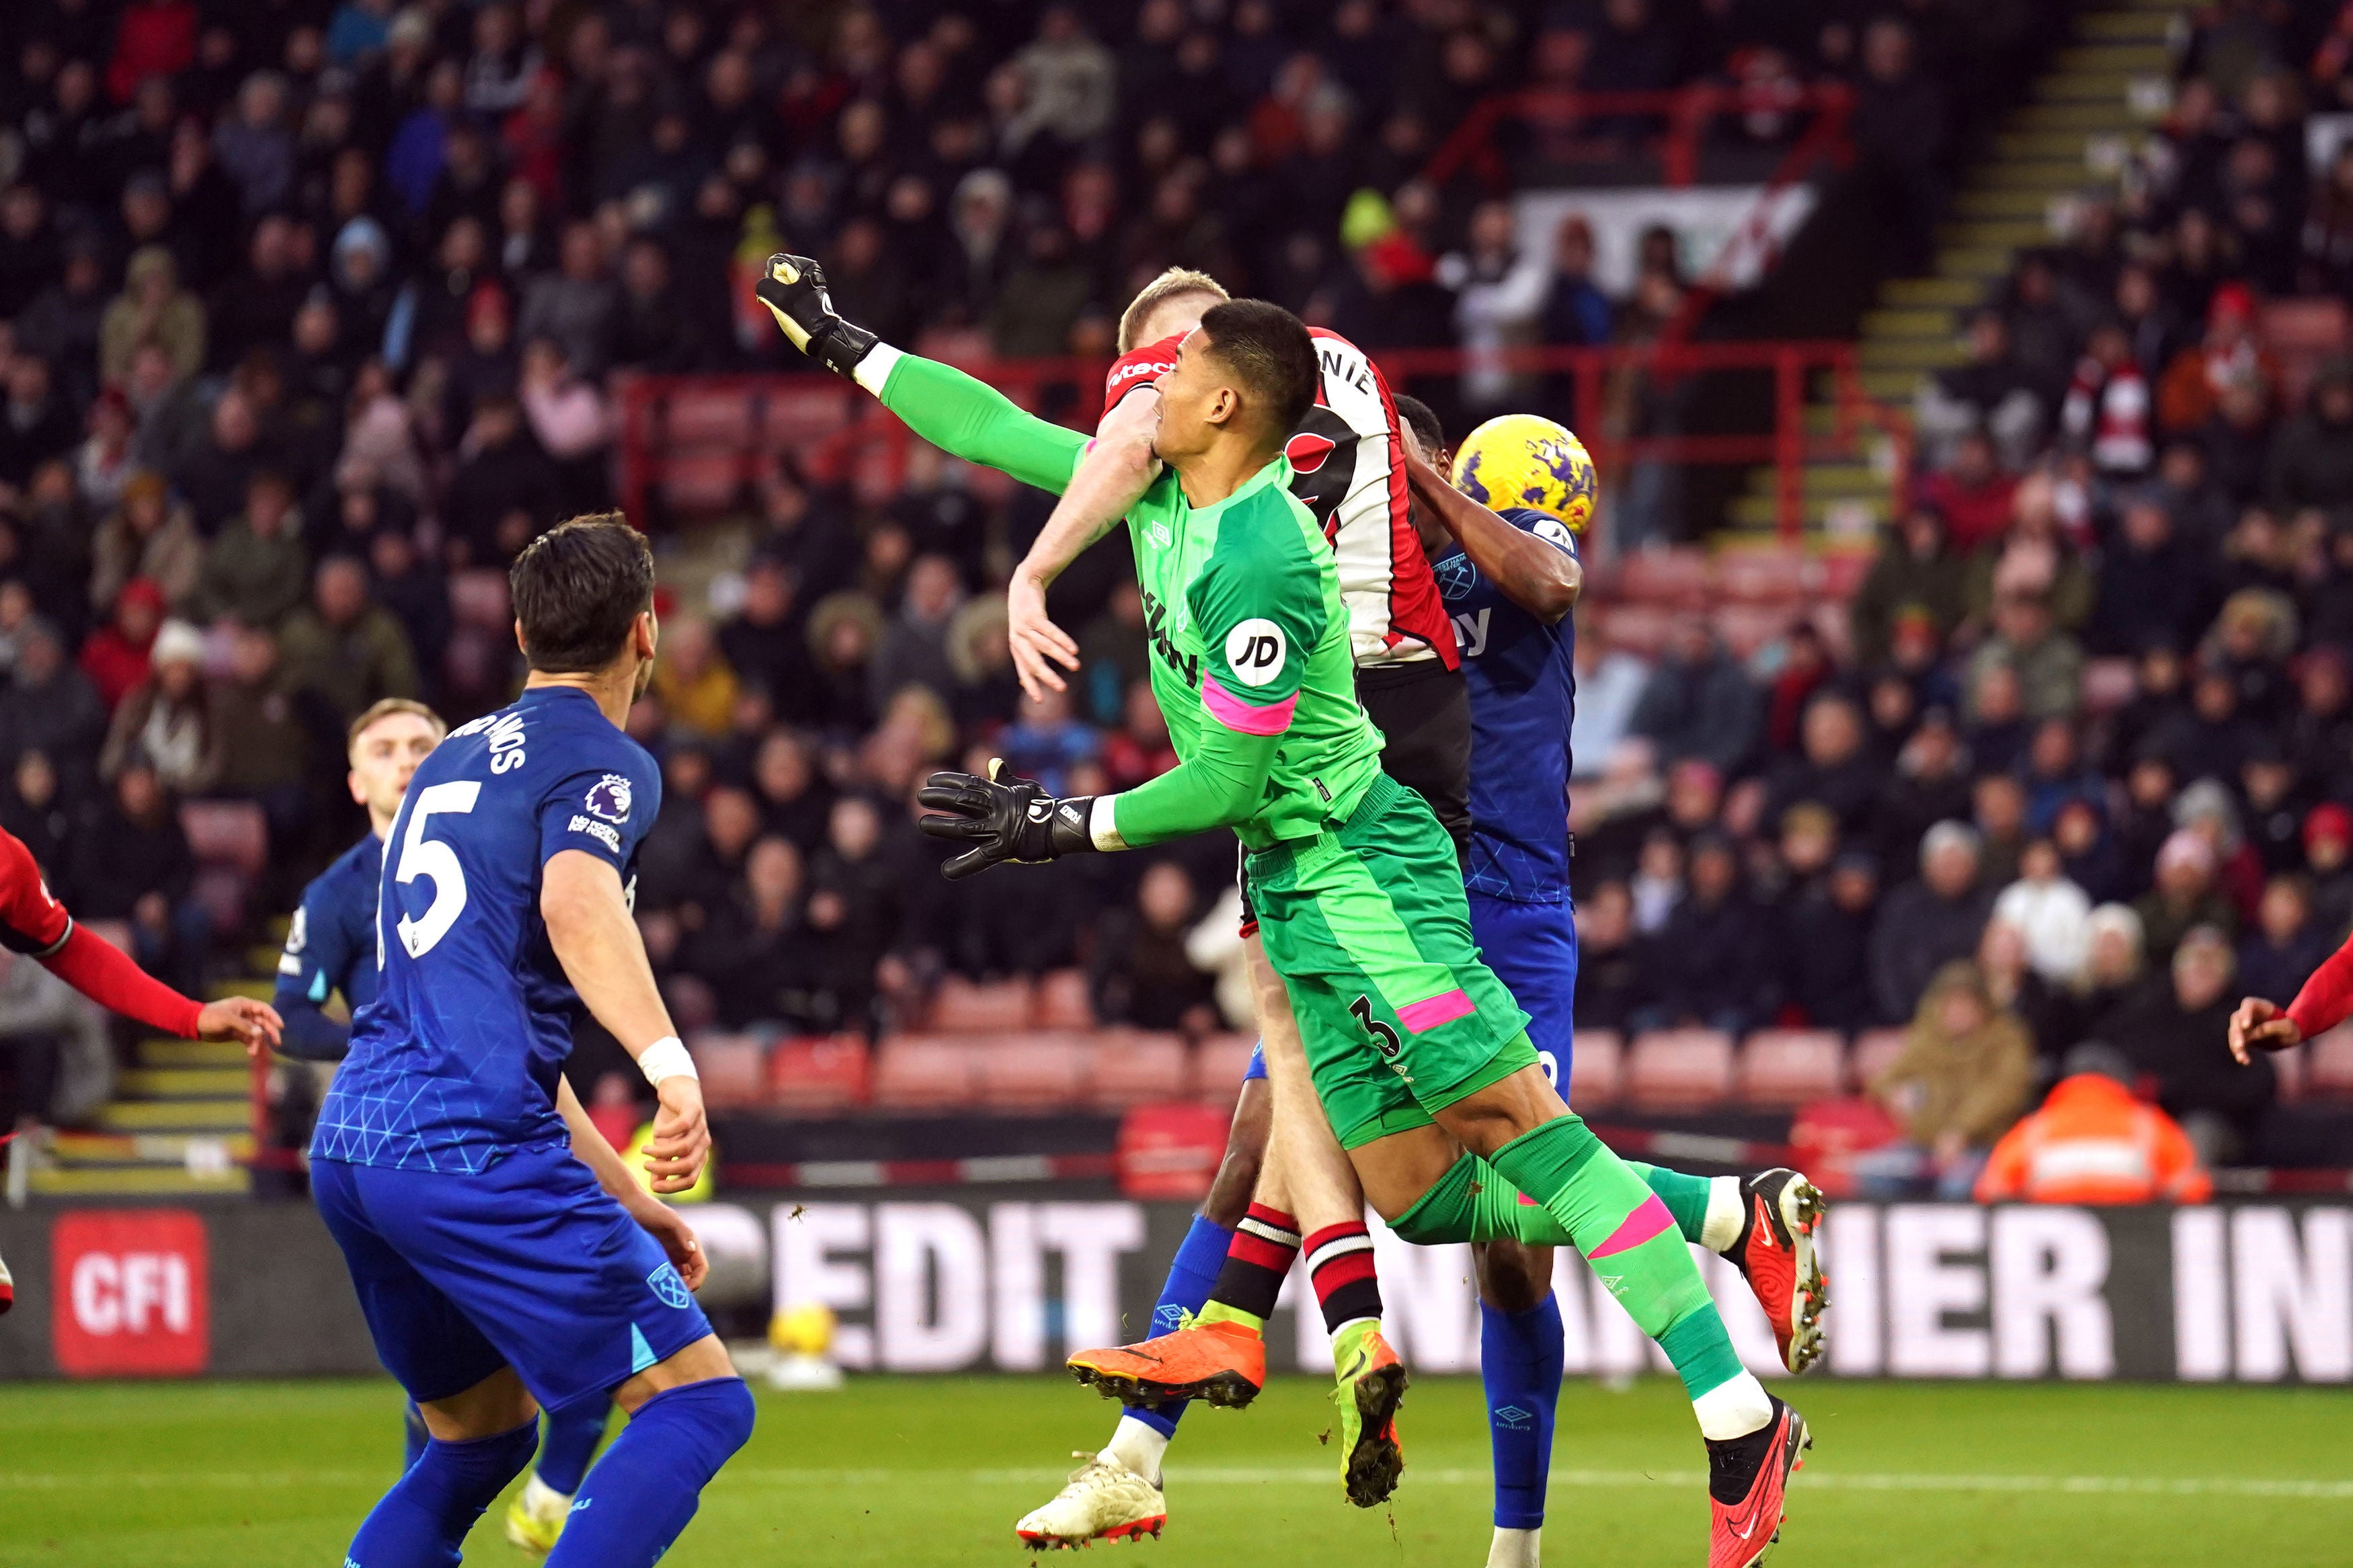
1628, 1162, 1714, 1245
1484, 1116, 1746, 1403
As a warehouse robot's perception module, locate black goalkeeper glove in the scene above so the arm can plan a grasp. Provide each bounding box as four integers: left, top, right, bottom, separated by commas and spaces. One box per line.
754, 252, 879, 378
916, 759, 1099, 880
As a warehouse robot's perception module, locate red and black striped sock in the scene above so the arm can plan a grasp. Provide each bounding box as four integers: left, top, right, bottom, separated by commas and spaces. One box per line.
1198, 1204, 1300, 1332
1305, 1222, 1382, 1338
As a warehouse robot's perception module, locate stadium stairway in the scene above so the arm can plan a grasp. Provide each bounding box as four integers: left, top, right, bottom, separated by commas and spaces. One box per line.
1724, 0, 2183, 544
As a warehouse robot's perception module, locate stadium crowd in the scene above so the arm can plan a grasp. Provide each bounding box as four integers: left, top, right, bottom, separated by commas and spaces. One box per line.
0, 1, 2346, 1178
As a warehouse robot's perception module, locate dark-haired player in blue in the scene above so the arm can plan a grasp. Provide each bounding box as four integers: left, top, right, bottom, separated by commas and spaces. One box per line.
274, 696, 619, 1555
311, 513, 753, 1568
1392, 397, 1826, 1568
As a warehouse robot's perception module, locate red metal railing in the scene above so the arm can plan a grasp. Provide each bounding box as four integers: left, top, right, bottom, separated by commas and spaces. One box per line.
614, 340, 1909, 542
1418, 81, 1855, 194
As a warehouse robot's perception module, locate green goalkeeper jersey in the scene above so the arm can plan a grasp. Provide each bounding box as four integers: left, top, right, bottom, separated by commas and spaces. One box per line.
1119, 456, 1384, 847
872, 349, 1384, 850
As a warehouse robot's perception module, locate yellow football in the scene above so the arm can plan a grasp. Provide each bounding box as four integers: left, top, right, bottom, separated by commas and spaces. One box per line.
1449, 413, 1597, 533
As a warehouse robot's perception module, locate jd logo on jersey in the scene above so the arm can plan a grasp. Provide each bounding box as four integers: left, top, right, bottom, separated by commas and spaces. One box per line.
1224, 619, 1286, 687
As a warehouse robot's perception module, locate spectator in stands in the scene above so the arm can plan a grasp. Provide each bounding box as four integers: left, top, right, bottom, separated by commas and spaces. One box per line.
1632, 833, 1770, 1035
1972, 772, 2030, 888
0, 618, 105, 789
1860, 959, 2033, 1198
2100, 924, 2272, 1163
1847, 17, 1947, 271
683, 835, 817, 1032
1873, 707, 1973, 871
519, 220, 617, 378
1915, 313, 2042, 476
719, 559, 814, 710
1629, 617, 1759, 777
186, 467, 307, 628
516, 337, 610, 515
77, 578, 169, 712
2137, 827, 2241, 968
277, 554, 420, 725
1093, 860, 1218, 1032
2062, 323, 2155, 480
98, 618, 215, 794
0, 356, 77, 489
444, 394, 555, 567
1966, 590, 2083, 723
1851, 504, 1963, 665
1870, 820, 1995, 1025
1993, 838, 2091, 985
68, 759, 206, 995
807, 795, 903, 1033
1, 750, 71, 876
1571, 878, 1645, 1032
1975, 1042, 2212, 1204
2266, 358, 2353, 512
1781, 848, 1882, 1032
871, 553, 964, 712
99, 246, 206, 386
2237, 874, 2327, 1007
207, 624, 309, 843
1538, 212, 1612, 349
648, 616, 737, 742
1763, 690, 1882, 839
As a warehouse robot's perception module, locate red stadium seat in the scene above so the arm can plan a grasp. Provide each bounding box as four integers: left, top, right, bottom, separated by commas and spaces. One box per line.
2261, 297, 2350, 409
1715, 548, 1814, 604
1849, 1028, 1911, 1090
1624, 1029, 1735, 1112
180, 800, 267, 877
1034, 968, 1098, 1029
767, 1035, 871, 1113
927, 976, 1034, 1032
872, 1035, 982, 1110
1193, 1033, 1259, 1103
190, 866, 248, 934
690, 1033, 766, 1108
1565, 1028, 1622, 1108
447, 569, 511, 632
1090, 1030, 1189, 1108
1735, 1030, 1847, 1108
2304, 1025, 2353, 1100
664, 386, 756, 444
1117, 1102, 1228, 1201
1614, 548, 1713, 606
975, 1033, 1090, 1111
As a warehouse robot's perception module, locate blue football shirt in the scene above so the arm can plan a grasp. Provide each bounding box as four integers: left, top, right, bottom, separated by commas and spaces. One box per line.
1433, 507, 1579, 903
272, 831, 383, 1061
311, 686, 662, 1173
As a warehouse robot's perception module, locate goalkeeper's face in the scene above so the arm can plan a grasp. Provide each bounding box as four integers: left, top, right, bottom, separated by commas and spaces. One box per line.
1150, 329, 1228, 466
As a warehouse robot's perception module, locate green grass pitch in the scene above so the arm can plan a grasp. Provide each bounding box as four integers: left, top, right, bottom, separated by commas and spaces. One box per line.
3, 1374, 2350, 1567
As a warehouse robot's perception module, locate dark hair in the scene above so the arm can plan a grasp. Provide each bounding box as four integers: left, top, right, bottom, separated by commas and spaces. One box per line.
1390, 393, 1445, 456
1197, 298, 1317, 443
510, 512, 655, 673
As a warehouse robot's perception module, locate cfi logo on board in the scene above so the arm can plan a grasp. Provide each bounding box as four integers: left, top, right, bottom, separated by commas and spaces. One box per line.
50, 1208, 210, 1376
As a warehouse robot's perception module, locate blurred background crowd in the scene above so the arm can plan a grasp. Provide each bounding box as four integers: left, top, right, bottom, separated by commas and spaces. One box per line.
0, 0, 2348, 1182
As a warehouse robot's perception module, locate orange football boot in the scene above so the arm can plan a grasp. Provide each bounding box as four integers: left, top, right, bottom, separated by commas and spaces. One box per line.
1066, 1317, 1265, 1411
1727, 1169, 1827, 1374
1708, 1396, 1809, 1568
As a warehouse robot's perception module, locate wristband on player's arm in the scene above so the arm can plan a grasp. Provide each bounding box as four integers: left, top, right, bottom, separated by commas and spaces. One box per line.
637, 1035, 697, 1087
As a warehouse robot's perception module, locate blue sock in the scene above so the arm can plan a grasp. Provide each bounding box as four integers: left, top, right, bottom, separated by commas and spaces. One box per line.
1131, 1213, 1235, 1440
532, 1400, 610, 1495
1482, 1294, 1564, 1530
401, 1402, 430, 1472
543, 1378, 755, 1567
348, 1416, 538, 1568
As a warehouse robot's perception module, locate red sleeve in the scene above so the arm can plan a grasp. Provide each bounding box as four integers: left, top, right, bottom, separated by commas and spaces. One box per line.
0, 829, 69, 956
2285, 934, 2353, 1039
40, 923, 205, 1038
1103, 333, 1183, 407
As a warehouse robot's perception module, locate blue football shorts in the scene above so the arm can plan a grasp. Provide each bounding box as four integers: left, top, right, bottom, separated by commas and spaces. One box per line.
1466, 891, 1577, 1100
313, 1142, 712, 1411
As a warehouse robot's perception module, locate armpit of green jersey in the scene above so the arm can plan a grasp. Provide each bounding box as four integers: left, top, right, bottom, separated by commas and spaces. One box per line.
1186, 484, 1325, 706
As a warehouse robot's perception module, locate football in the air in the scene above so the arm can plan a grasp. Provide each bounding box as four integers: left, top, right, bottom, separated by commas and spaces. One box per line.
1449, 413, 1597, 533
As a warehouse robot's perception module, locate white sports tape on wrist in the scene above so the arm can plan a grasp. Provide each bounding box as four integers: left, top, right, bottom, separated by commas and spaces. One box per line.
853, 343, 903, 395
637, 1036, 698, 1086
1089, 795, 1127, 852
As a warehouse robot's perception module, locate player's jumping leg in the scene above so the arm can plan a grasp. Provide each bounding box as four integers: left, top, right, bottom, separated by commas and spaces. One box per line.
504, 1399, 613, 1554
1628, 1163, 1827, 1375
1475, 1239, 1559, 1568
1014, 1060, 1269, 1549
401, 1401, 430, 1471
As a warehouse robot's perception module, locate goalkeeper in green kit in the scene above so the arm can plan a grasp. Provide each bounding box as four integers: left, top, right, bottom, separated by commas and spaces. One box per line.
757, 258, 1809, 1567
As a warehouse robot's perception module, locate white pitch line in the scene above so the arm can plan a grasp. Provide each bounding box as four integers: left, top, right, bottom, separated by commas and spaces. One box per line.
7, 1467, 2350, 1502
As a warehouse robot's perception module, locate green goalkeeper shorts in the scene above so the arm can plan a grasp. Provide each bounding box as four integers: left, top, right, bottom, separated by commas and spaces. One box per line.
1248, 772, 1537, 1148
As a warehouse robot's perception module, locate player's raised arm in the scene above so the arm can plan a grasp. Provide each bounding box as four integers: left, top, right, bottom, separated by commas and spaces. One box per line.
1398, 427, 1581, 626
756, 253, 1086, 494
1008, 386, 1163, 700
